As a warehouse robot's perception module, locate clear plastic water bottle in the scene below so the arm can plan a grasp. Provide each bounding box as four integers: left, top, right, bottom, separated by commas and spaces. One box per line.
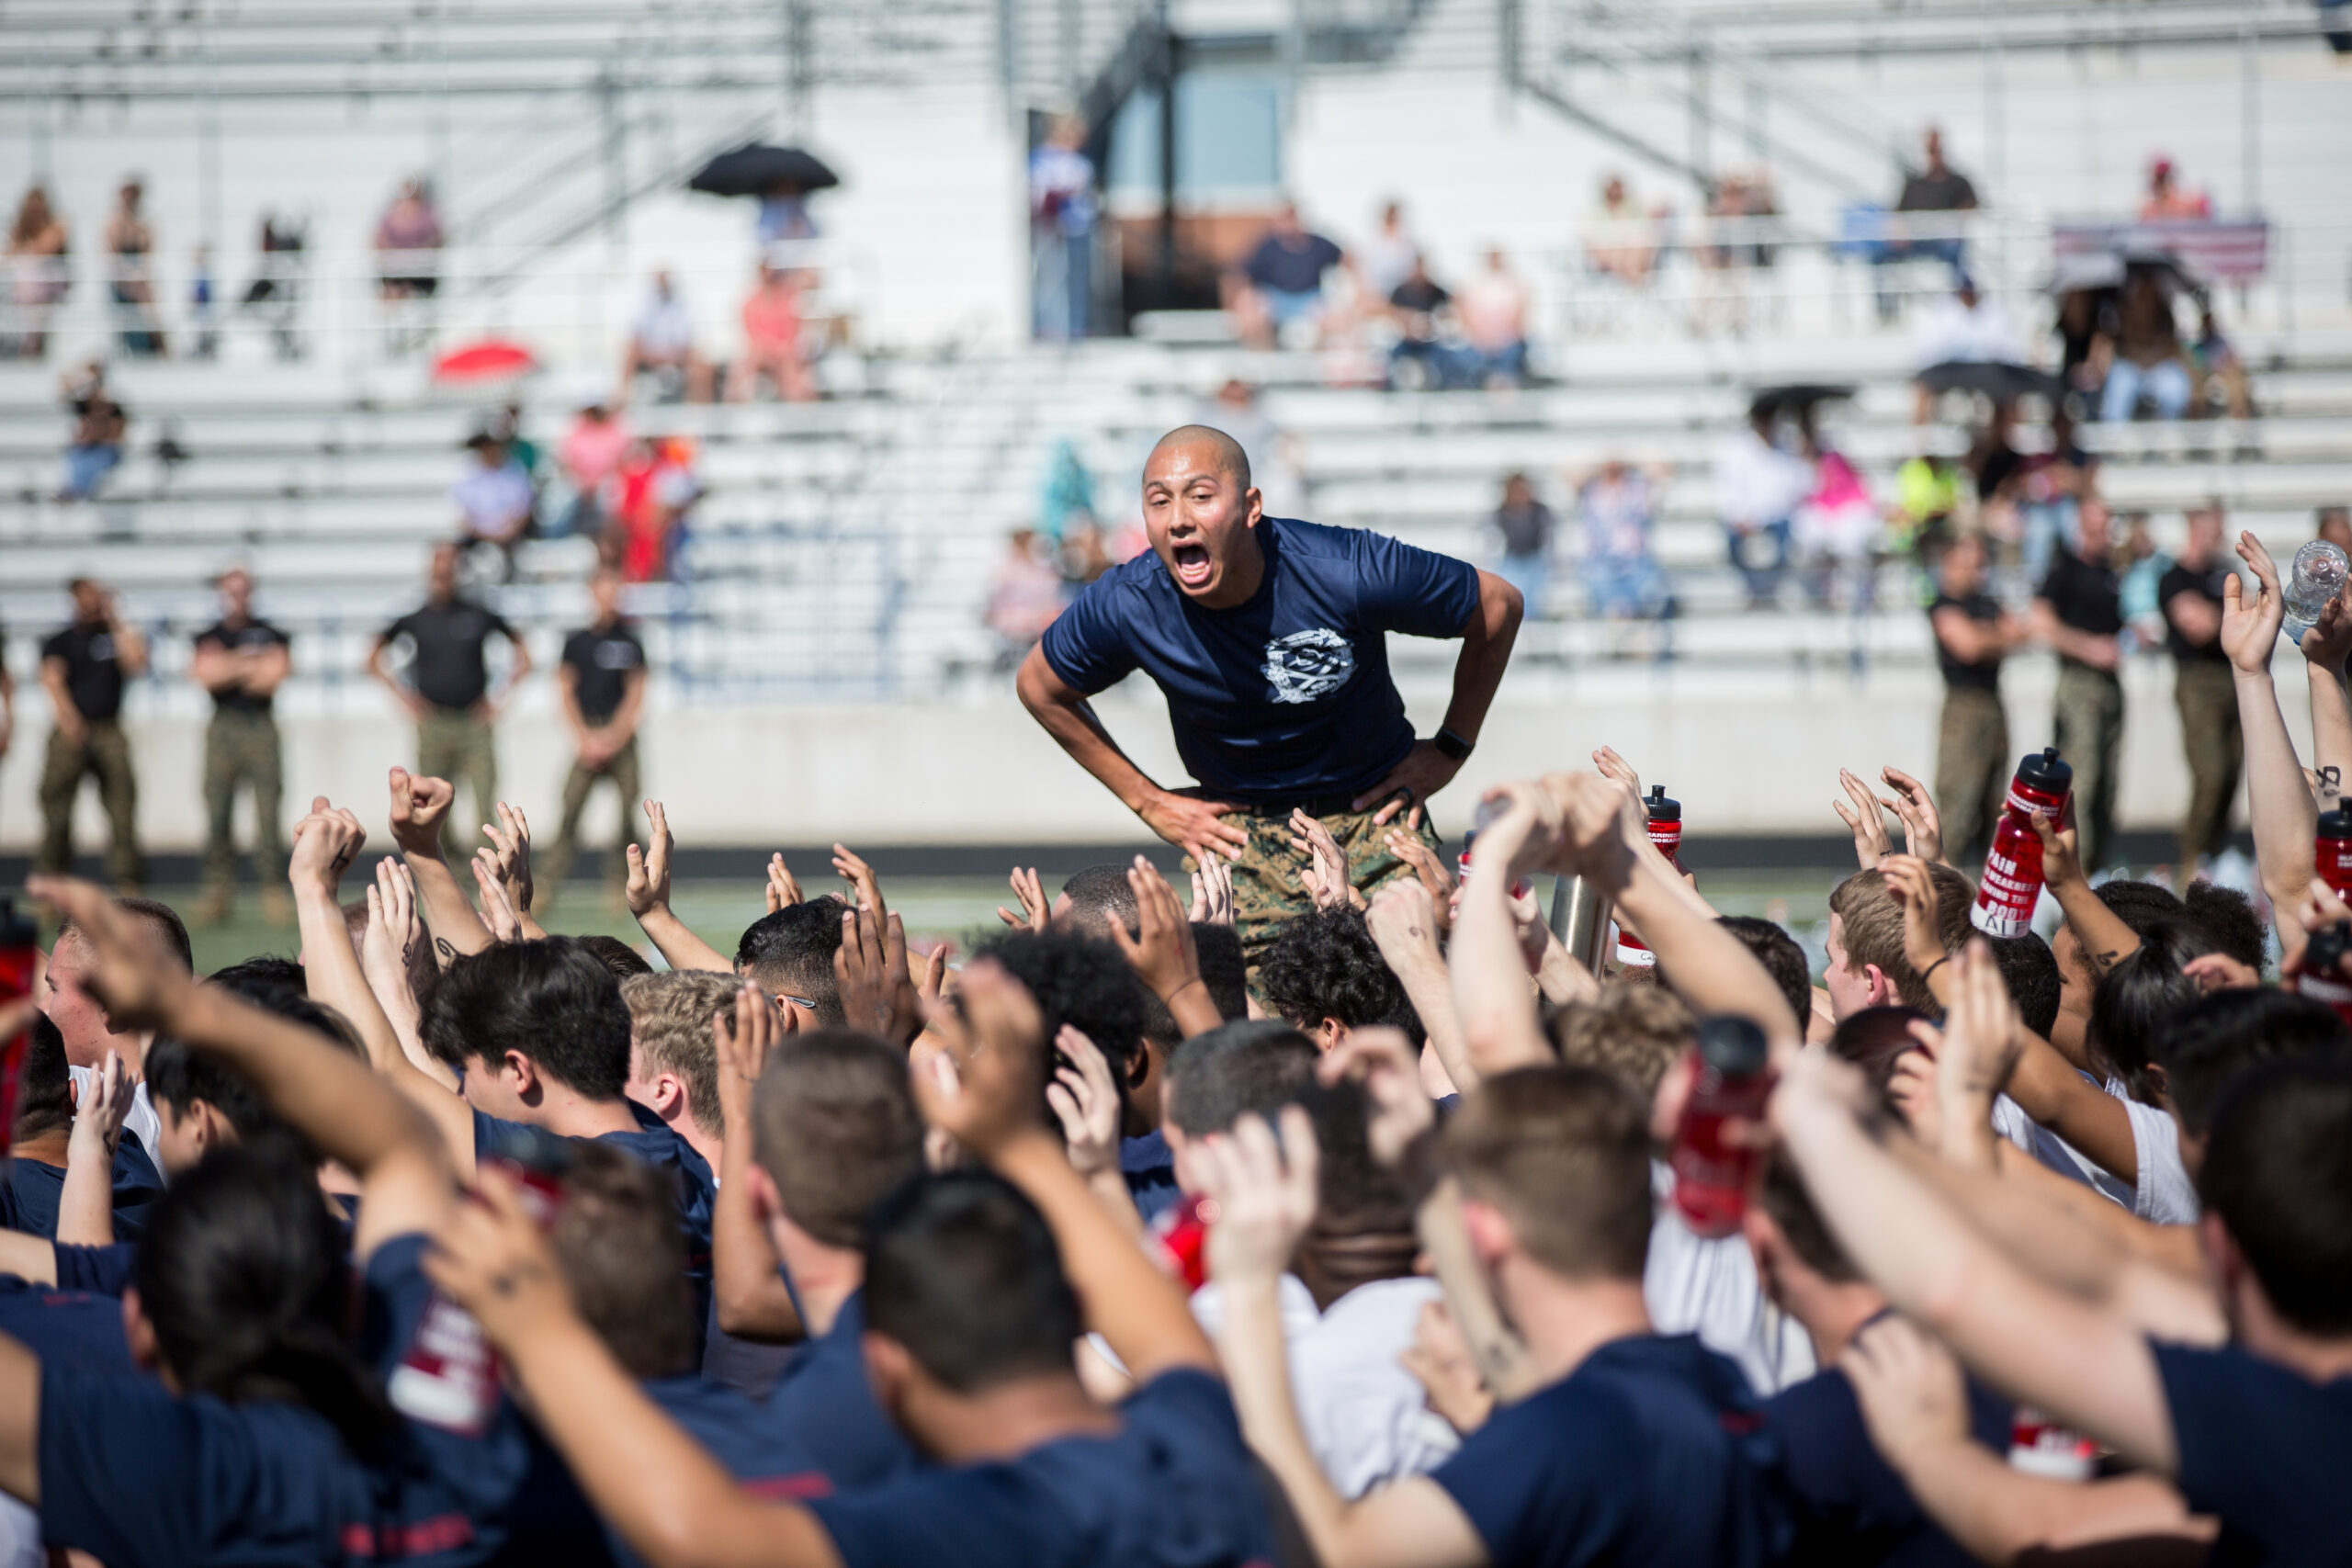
2281, 540, 2349, 647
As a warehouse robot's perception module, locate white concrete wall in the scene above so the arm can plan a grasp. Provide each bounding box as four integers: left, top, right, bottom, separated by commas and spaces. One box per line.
1, 655, 2297, 852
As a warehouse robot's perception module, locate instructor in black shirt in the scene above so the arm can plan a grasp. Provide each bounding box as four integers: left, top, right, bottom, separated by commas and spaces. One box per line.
2160, 504, 2241, 870
540, 564, 647, 908
190, 567, 292, 925
37, 577, 148, 888
368, 543, 533, 855
1927, 533, 2030, 864
2032, 498, 2127, 873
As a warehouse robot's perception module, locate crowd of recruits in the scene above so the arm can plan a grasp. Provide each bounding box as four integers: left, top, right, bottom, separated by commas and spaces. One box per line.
15, 541, 648, 918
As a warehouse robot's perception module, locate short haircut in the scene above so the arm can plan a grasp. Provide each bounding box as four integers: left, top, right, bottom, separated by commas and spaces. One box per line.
1758, 1154, 1858, 1285
1550, 983, 1693, 1102
734, 897, 847, 1024
150, 978, 367, 1158
2153, 989, 2350, 1138
1827, 865, 1973, 1010
552, 1143, 696, 1380
1149, 423, 1251, 491
752, 1029, 926, 1248
1985, 932, 2063, 1038
1055, 864, 1140, 940
2088, 919, 2213, 1101
1301, 1077, 1413, 1242
2196, 1055, 2352, 1335
207, 955, 307, 993
863, 1171, 1083, 1394
1714, 917, 1813, 1036
1256, 907, 1423, 1045
577, 934, 655, 981
1163, 1021, 1317, 1138
972, 929, 1153, 1086
12, 1013, 73, 1142
1441, 1066, 1651, 1281
619, 971, 738, 1138
2179, 883, 2266, 974
2093, 881, 2184, 940
421, 937, 631, 1100
1827, 1006, 1929, 1101
59, 896, 192, 975
1192, 922, 1250, 1024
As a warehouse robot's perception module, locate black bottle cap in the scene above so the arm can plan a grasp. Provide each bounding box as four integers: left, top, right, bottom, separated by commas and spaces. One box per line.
2320, 806, 2352, 840
2305, 921, 2352, 971
0, 896, 34, 950
1695, 1015, 1769, 1078
2018, 747, 2072, 794
1645, 784, 1681, 823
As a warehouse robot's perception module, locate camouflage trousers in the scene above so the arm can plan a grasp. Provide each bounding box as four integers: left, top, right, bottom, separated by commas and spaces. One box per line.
1190, 801, 1445, 970
37, 719, 141, 887
204, 708, 286, 893
417, 708, 499, 858
540, 735, 642, 893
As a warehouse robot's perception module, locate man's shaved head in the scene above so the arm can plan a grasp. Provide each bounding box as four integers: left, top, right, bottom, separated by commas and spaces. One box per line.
1148, 424, 1251, 492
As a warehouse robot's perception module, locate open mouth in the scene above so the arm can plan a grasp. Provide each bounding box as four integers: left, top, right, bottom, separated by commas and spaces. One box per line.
1170, 542, 1213, 587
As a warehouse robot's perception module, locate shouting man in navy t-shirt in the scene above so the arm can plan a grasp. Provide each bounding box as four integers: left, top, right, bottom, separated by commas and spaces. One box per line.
1019, 423, 1521, 960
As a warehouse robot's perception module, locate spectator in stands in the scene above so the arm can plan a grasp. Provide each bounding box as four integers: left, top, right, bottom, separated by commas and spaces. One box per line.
2139, 155, 2212, 221
1384, 254, 1467, 390
36, 577, 148, 890
1910, 269, 2018, 422
190, 568, 292, 927
368, 542, 534, 854
619, 270, 712, 403
985, 529, 1066, 669
1458, 246, 1531, 388
373, 175, 444, 299
2034, 497, 2127, 871
1715, 402, 1811, 609
1029, 114, 1098, 342
556, 399, 632, 539
103, 178, 164, 358
1358, 199, 1419, 305
2099, 263, 2193, 423
2191, 298, 2253, 420
1794, 442, 1882, 612
1695, 169, 1778, 335
1928, 532, 2029, 863
543, 565, 648, 911
1586, 175, 1660, 289
56, 360, 127, 503
2319, 505, 2352, 555
2054, 284, 2113, 405
6, 183, 72, 360
609, 435, 702, 583
1488, 472, 1557, 615
187, 243, 218, 360
240, 211, 307, 360
2162, 504, 2240, 872
1874, 126, 1978, 321
757, 179, 820, 250
1226, 201, 1346, 349
728, 264, 816, 403
1575, 458, 1668, 620
452, 429, 537, 581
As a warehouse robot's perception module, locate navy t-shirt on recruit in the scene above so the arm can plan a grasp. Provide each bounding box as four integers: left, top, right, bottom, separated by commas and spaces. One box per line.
0, 1136, 166, 1241
1431, 1334, 1786, 1568
1040, 516, 1481, 804
807, 1367, 1272, 1568
2154, 1338, 2352, 1567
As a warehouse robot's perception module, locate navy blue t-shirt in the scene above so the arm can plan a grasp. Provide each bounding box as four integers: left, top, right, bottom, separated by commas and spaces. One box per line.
807, 1367, 1272, 1568
0, 1276, 136, 1374
1766, 1358, 2013, 1568
2154, 1338, 2352, 1567
37, 1235, 541, 1568
1122, 1130, 1182, 1227
52, 1240, 139, 1296
0, 1137, 166, 1241
761, 1289, 921, 1488
1432, 1334, 1787, 1568
1041, 516, 1481, 803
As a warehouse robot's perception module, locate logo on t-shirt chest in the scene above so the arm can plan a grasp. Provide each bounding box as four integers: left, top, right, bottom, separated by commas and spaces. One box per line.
1261, 628, 1354, 705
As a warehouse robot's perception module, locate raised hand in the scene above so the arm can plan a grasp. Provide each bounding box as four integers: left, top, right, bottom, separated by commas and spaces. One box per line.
1530, 772, 1627, 889
471, 851, 527, 943
834, 906, 922, 1045
1046, 1025, 1123, 1179
2181, 951, 2262, 992
68, 1047, 131, 1164
831, 842, 888, 928
1591, 744, 1645, 804
1289, 809, 1361, 912
623, 800, 676, 919
1364, 876, 1443, 970
480, 802, 535, 913
996, 865, 1048, 932
1317, 1025, 1435, 1172
760, 852, 803, 915
1188, 853, 1235, 927
361, 858, 426, 1009
714, 978, 786, 1101
288, 797, 368, 897
1196, 1105, 1321, 1292
1138, 791, 1250, 866
1840, 1316, 1972, 1475
2222, 532, 2286, 673
1885, 1043, 1944, 1147
387, 767, 457, 859
1833, 768, 1895, 870
1878, 768, 1945, 866
26, 876, 196, 1032
1384, 827, 1456, 935
1399, 1298, 1494, 1436
2027, 809, 2086, 897
1880, 853, 1951, 983
1107, 856, 1207, 1005
2301, 580, 2352, 672
910, 958, 1049, 1160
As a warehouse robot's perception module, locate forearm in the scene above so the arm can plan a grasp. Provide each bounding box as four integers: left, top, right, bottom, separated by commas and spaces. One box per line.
1887, 1440, 2203, 1565
2051, 881, 2140, 976
1617, 857, 1796, 1043
1437, 577, 1522, 743
2236, 669, 2317, 939
1448, 875, 1551, 1077
404, 850, 493, 960
2308, 662, 2352, 788
1388, 946, 1481, 1091
1160, 978, 1224, 1040
634, 905, 732, 974
363, 963, 455, 1093
712, 1111, 804, 1342
1220, 1276, 1351, 1561
1418, 1178, 1537, 1401
54, 1139, 115, 1247
292, 880, 409, 1080
2004, 1034, 2139, 1184
993, 1134, 1214, 1380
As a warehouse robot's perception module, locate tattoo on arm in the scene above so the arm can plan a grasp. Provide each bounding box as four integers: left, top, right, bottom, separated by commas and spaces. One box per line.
435, 937, 458, 964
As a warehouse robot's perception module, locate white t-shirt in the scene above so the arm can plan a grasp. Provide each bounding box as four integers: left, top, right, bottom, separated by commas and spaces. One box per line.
64, 1068, 161, 1172
1189, 1273, 1459, 1497
1990, 1092, 2133, 1206
1912, 294, 2018, 369
631, 291, 695, 357
2104, 1076, 2200, 1225
1643, 1162, 1816, 1395
1713, 430, 1815, 531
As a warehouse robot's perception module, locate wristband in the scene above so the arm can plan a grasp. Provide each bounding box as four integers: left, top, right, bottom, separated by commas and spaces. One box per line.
1919, 954, 1952, 987
1432, 727, 1475, 763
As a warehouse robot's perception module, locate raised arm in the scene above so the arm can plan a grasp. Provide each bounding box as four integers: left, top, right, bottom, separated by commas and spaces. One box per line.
1347, 570, 1523, 828
359, 857, 460, 1092
1106, 858, 1224, 1041
2222, 536, 2316, 952
2298, 582, 2352, 798
55, 1050, 131, 1247
1445, 780, 1561, 1077
387, 767, 493, 961
1364, 880, 1483, 1092
710, 983, 805, 1344
1015, 645, 1249, 866
624, 801, 732, 974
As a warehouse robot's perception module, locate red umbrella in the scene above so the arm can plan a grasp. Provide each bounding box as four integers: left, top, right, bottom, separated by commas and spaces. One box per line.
431, 338, 538, 384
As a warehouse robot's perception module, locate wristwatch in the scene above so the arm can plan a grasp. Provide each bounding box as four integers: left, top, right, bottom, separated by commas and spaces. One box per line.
1431, 727, 1475, 762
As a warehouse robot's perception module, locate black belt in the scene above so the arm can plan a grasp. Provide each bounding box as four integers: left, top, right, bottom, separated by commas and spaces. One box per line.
1228, 791, 1381, 820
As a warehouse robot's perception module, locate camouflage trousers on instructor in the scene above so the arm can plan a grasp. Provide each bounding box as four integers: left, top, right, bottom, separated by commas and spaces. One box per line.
204, 708, 286, 894
417, 707, 499, 858
37, 719, 141, 886
1190, 801, 1443, 969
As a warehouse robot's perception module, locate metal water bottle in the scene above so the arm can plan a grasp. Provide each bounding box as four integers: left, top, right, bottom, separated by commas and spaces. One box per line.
1971, 749, 2073, 939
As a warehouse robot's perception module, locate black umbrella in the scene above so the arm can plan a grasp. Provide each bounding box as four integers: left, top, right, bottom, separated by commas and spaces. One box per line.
1914, 360, 2066, 403
687, 144, 841, 198
1747, 384, 1854, 423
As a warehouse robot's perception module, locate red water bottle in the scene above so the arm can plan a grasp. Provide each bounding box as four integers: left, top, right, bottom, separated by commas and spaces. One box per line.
2008, 1406, 2098, 1481
2318, 805, 2352, 903
1615, 785, 1682, 968
389, 1127, 573, 1433
0, 897, 39, 1159
1970, 748, 2073, 939
2293, 922, 2352, 1031
1457, 796, 1531, 901
1154, 1193, 1210, 1292
1668, 1016, 1773, 1239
